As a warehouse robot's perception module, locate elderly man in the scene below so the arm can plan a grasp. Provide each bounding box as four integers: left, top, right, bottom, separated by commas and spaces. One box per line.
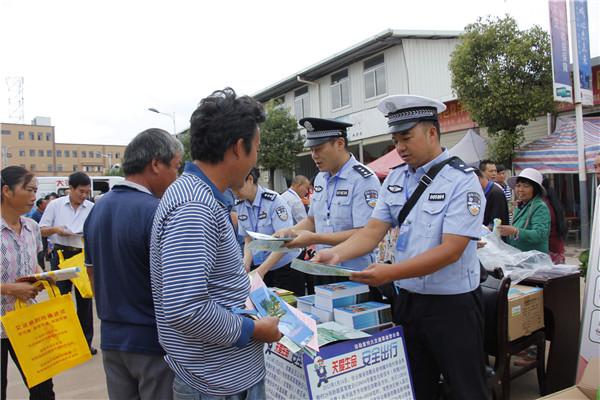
84, 128, 182, 400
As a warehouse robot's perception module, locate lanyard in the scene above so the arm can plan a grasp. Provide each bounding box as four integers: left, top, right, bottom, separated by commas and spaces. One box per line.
249, 195, 264, 232
326, 160, 351, 223
484, 181, 494, 195
404, 170, 412, 202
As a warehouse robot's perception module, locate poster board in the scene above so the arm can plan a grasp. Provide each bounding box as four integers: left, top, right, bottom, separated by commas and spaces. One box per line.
265, 326, 414, 400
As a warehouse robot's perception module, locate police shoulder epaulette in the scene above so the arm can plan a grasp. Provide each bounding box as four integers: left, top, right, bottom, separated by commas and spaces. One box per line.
391, 162, 406, 170
447, 157, 475, 173
352, 164, 373, 178
261, 191, 277, 201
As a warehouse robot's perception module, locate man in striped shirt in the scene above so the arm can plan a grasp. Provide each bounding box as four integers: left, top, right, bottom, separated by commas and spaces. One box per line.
150, 88, 281, 400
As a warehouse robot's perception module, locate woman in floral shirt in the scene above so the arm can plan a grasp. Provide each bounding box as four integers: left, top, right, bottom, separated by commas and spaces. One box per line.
0, 166, 54, 400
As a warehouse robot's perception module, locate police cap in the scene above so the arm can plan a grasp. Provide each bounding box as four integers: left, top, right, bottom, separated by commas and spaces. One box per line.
377, 95, 446, 134
299, 117, 352, 148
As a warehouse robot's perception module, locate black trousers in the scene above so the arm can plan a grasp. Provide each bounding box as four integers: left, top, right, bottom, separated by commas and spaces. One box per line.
1, 338, 55, 400
259, 262, 306, 297
394, 288, 488, 400
50, 247, 94, 347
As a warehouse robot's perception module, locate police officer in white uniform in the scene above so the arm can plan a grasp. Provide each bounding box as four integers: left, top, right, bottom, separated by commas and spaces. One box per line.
280, 117, 381, 286
313, 96, 488, 399
234, 168, 303, 294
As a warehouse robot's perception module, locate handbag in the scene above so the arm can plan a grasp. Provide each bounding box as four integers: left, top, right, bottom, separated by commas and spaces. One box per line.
0, 280, 92, 388
57, 249, 93, 298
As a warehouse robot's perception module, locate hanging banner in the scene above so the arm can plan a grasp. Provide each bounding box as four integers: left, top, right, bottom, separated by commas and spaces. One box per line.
574, 0, 593, 106
548, 0, 572, 103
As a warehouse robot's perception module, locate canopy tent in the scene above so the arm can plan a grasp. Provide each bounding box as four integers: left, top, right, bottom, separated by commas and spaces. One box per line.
367, 148, 403, 179
448, 129, 488, 165
513, 116, 600, 173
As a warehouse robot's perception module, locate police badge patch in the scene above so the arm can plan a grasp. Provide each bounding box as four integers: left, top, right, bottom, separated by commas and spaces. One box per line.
275, 206, 288, 221
387, 185, 403, 193
364, 190, 378, 208
466, 192, 481, 216
258, 211, 268, 219
314, 185, 323, 192
238, 214, 248, 221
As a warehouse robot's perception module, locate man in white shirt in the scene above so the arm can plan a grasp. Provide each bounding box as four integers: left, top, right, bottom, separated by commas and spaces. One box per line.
39, 172, 96, 354
280, 175, 310, 224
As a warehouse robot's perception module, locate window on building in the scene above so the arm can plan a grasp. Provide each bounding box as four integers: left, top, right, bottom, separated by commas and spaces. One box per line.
46, 150, 51, 157
72, 150, 78, 158
331, 69, 350, 110
29, 132, 34, 140
1, 130, 10, 136
82, 151, 87, 158
115, 152, 120, 159
30, 164, 36, 172
47, 164, 53, 172
96, 152, 101, 158
29, 149, 35, 157
6, 152, 12, 158
46, 132, 52, 141
88, 151, 94, 158
56, 164, 63, 172
19, 149, 25, 157
38, 150, 44, 157
72, 165, 78, 171
294, 86, 310, 120
84, 166, 90, 172
65, 150, 70, 158
363, 54, 386, 99
19, 164, 26, 168
37, 132, 43, 140
56, 150, 62, 157
18, 131, 24, 140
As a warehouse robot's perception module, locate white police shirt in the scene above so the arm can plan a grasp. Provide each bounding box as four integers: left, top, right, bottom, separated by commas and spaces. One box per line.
236, 186, 300, 269
371, 149, 485, 295
280, 188, 307, 224
308, 154, 381, 271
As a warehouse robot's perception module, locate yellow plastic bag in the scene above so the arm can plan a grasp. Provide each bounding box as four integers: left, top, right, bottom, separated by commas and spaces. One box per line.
57, 249, 93, 298
0, 280, 92, 388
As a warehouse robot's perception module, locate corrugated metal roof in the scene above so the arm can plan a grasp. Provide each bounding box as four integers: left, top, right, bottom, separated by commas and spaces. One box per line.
253, 29, 462, 102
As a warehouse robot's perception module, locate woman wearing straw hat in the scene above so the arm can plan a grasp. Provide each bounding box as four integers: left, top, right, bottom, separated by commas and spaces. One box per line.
496, 168, 551, 253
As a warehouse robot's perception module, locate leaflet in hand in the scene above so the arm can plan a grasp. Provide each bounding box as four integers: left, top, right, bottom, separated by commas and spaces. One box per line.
247, 231, 294, 241
291, 259, 353, 277
246, 231, 297, 253
24, 267, 81, 282
317, 321, 371, 347
249, 285, 314, 349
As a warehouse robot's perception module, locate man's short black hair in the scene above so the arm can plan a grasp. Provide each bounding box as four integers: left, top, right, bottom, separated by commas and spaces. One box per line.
36, 198, 45, 207
68, 172, 91, 188
44, 192, 58, 200
496, 164, 506, 173
189, 87, 265, 164
479, 160, 495, 172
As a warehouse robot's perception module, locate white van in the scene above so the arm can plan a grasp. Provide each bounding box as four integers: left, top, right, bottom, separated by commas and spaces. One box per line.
36, 176, 125, 200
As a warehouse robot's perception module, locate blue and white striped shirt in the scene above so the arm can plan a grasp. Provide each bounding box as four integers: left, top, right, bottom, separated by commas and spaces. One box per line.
150, 162, 263, 396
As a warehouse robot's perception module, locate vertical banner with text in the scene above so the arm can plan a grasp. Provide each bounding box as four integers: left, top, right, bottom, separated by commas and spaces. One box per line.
549, 0, 572, 103
574, 0, 593, 106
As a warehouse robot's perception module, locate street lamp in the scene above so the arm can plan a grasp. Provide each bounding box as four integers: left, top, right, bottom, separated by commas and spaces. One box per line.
148, 108, 177, 136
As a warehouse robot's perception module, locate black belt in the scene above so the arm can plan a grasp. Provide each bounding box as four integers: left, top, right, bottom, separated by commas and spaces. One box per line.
54, 244, 82, 252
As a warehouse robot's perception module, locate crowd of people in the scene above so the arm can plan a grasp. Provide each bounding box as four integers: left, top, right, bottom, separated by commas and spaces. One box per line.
0, 87, 594, 400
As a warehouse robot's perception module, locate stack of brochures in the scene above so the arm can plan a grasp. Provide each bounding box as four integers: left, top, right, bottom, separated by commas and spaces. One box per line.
333, 301, 393, 330
310, 281, 370, 323
270, 287, 297, 307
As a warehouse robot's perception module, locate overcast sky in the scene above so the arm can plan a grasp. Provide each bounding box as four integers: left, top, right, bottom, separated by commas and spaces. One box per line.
1, 0, 599, 145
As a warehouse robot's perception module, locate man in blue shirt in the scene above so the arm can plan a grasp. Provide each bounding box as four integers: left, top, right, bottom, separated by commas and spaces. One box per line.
314, 95, 488, 399
84, 128, 182, 399
150, 88, 281, 400
279, 118, 381, 286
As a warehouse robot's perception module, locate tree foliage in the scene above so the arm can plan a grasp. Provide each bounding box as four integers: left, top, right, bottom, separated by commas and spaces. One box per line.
449, 16, 554, 164
258, 101, 303, 189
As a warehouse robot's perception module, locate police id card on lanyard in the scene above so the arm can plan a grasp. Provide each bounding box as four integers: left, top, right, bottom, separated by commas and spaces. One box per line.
396, 171, 411, 252
324, 162, 350, 231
